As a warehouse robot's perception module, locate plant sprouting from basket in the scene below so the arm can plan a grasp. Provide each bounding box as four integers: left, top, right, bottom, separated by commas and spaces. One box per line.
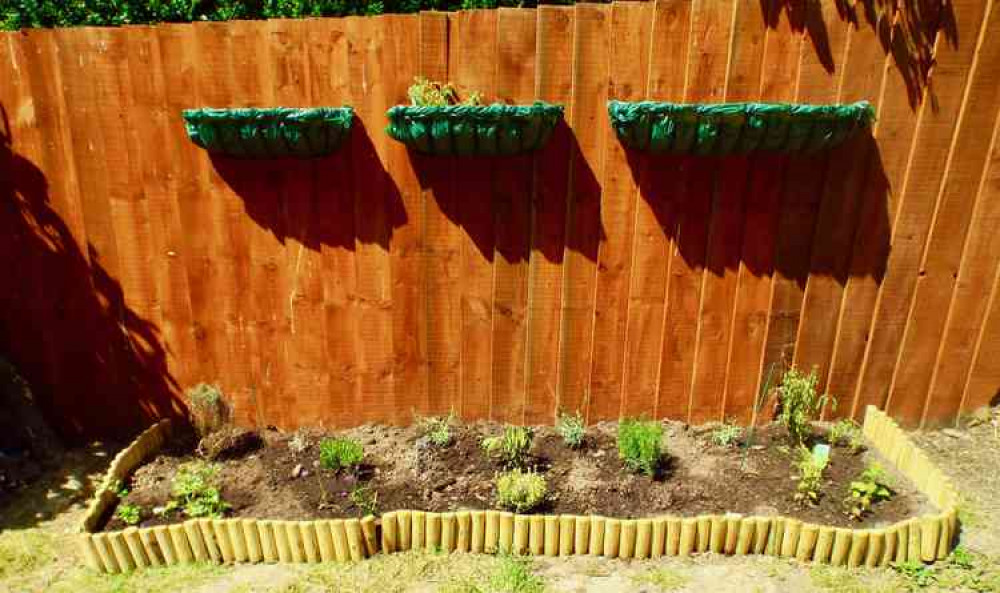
166, 461, 230, 519
556, 410, 586, 449
793, 446, 828, 506
495, 469, 547, 513
408, 76, 482, 107
710, 423, 743, 448
116, 503, 142, 526
349, 485, 379, 517
481, 426, 533, 470
319, 437, 364, 472
418, 413, 455, 447
845, 463, 893, 520
186, 383, 228, 438
777, 366, 835, 446
827, 418, 864, 454
617, 418, 663, 477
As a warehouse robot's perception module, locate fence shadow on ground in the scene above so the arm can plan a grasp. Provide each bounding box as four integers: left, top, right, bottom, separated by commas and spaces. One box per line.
409, 119, 604, 264
0, 106, 184, 444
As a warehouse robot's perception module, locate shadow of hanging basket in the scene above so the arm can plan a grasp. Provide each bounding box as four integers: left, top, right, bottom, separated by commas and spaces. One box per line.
607, 101, 875, 155
386, 102, 564, 156
182, 107, 354, 158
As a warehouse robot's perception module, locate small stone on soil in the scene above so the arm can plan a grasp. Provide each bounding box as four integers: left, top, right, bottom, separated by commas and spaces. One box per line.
291, 464, 304, 479
942, 428, 971, 440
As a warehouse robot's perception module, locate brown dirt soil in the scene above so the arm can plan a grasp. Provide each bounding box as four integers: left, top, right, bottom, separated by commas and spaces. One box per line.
103, 421, 930, 532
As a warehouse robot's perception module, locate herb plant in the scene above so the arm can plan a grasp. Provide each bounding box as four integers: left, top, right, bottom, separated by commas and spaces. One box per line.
115, 503, 142, 526
167, 461, 230, 519
418, 414, 454, 447
349, 485, 379, 517
846, 464, 893, 520
827, 418, 864, 453
710, 423, 743, 448
408, 76, 483, 107
481, 426, 533, 470
319, 437, 364, 471
555, 411, 586, 449
777, 367, 835, 446
495, 469, 547, 513
793, 446, 828, 506
617, 418, 663, 476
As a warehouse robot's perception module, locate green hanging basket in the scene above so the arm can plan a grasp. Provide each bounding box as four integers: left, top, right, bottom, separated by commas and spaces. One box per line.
182, 107, 354, 158
386, 102, 564, 156
607, 101, 875, 155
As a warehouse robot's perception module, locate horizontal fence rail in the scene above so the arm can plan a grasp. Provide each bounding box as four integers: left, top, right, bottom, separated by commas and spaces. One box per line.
1, 0, 999, 440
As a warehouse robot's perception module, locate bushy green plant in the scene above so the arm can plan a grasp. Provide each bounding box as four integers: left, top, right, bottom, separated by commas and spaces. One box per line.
481, 426, 533, 469
407, 76, 482, 107
418, 414, 454, 447
617, 418, 663, 476
488, 555, 545, 593
846, 464, 893, 520
167, 461, 230, 519
793, 446, 828, 506
319, 437, 364, 471
115, 503, 142, 526
827, 418, 864, 453
555, 411, 585, 449
495, 469, 547, 513
710, 423, 743, 448
777, 367, 835, 446
349, 485, 379, 516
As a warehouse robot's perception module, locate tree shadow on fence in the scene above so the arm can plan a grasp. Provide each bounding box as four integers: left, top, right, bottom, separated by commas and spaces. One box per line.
210, 119, 406, 252
765, 0, 957, 110
408, 119, 604, 264
0, 107, 183, 445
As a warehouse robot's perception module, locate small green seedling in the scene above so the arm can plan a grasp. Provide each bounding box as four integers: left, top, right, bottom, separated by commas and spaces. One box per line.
827, 418, 864, 453
710, 423, 743, 448
846, 463, 893, 520
556, 410, 586, 449
168, 461, 230, 519
793, 445, 828, 506
418, 414, 454, 447
408, 76, 482, 107
349, 485, 379, 517
495, 469, 547, 513
481, 426, 533, 469
115, 503, 142, 526
777, 366, 835, 446
617, 418, 663, 476
319, 437, 364, 471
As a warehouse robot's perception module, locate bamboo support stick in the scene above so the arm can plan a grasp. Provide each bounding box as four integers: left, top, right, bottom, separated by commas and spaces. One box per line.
92, 533, 121, 574
214, 520, 235, 563
814, 527, 835, 563
120, 529, 147, 570
138, 528, 162, 567
411, 511, 426, 551
331, 519, 350, 562
588, 516, 605, 555
795, 524, 818, 562
273, 521, 292, 563
184, 520, 209, 562
866, 530, 885, 568
619, 520, 637, 559
752, 518, 771, 555
780, 519, 801, 558
883, 527, 897, 567
735, 518, 755, 556
559, 516, 575, 557
346, 519, 365, 561
907, 519, 921, 563
457, 511, 472, 553
382, 512, 398, 554
258, 521, 277, 563
283, 522, 304, 563
544, 515, 559, 557
937, 513, 952, 559
635, 519, 652, 559
77, 534, 103, 572
529, 515, 545, 555
198, 518, 222, 563
667, 517, 682, 556
513, 515, 529, 555
361, 516, 378, 557
697, 516, 712, 553
679, 518, 697, 557
398, 511, 413, 552
316, 521, 335, 562
921, 516, 940, 562
228, 520, 248, 562
575, 516, 590, 555
709, 516, 726, 554
153, 526, 176, 565
485, 511, 500, 554
427, 513, 442, 551
894, 522, 909, 564
109, 532, 136, 572
767, 518, 784, 556
471, 511, 487, 553
724, 515, 741, 555
301, 522, 320, 563
603, 519, 621, 558
499, 512, 514, 553
830, 528, 852, 566
848, 531, 869, 568
442, 513, 457, 552
652, 517, 667, 558
169, 524, 193, 564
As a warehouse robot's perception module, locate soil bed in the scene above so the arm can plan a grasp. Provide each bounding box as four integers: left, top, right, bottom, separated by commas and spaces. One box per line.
104, 421, 930, 532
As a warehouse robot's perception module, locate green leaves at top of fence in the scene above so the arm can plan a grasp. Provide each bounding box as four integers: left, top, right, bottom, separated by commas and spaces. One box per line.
607, 100, 875, 155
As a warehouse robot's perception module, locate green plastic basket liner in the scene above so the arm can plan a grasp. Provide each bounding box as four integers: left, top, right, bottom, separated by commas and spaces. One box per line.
182, 107, 354, 158
607, 101, 875, 155
386, 102, 564, 156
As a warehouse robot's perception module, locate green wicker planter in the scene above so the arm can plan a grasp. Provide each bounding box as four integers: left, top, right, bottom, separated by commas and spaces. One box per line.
386, 102, 564, 156
607, 101, 874, 155
182, 107, 354, 158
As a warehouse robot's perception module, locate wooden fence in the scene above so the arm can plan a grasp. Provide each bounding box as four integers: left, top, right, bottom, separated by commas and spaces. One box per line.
2, 0, 999, 441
